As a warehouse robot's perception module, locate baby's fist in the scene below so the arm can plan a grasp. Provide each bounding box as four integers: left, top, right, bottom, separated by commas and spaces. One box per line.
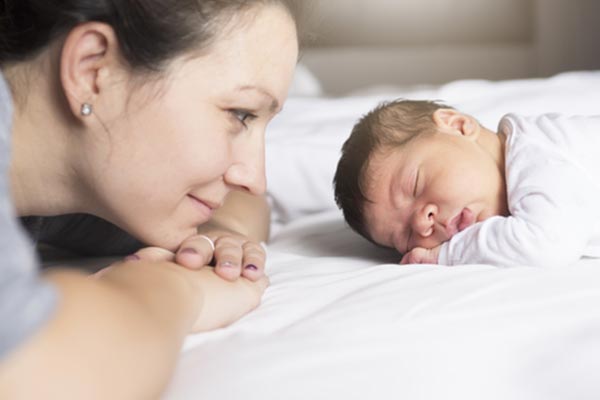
400, 245, 441, 265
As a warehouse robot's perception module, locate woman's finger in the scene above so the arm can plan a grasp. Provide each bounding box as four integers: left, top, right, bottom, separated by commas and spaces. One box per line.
175, 234, 215, 269
253, 274, 270, 293
129, 246, 176, 263
240, 241, 266, 281
213, 236, 244, 281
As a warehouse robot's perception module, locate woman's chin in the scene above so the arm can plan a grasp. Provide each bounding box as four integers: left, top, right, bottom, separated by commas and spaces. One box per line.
143, 226, 198, 252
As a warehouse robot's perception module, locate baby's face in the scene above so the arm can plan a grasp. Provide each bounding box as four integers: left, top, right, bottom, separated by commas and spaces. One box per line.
363, 127, 508, 254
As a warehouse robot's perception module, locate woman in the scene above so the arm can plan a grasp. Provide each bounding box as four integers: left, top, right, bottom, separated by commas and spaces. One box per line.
0, 0, 299, 397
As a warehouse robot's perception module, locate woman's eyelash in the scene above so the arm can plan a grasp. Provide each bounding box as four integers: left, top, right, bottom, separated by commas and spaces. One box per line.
230, 109, 257, 127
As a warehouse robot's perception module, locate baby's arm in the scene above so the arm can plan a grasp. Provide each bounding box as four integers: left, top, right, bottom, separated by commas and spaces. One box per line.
439, 167, 598, 267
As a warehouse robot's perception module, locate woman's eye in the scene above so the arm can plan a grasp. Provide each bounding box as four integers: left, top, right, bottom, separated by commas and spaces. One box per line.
231, 109, 257, 127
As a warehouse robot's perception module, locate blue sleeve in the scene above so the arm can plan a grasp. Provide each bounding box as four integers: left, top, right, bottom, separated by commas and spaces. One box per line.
0, 73, 58, 360
0, 183, 58, 359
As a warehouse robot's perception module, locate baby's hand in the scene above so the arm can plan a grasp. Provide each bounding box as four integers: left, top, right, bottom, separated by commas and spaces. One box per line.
400, 245, 441, 265
173, 228, 266, 282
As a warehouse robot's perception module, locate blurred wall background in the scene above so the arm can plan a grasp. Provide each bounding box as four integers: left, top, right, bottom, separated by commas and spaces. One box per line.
299, 0, 600, 94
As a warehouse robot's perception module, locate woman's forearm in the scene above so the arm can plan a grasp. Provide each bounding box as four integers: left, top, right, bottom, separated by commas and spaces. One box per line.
0, 259, 266, 399
201, 191, 270, 242
0, 262, 202, 400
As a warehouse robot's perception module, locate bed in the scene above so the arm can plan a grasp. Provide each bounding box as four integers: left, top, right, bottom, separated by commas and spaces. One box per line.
163, 70, 600, 400
162, 0, 600, 397
41, 1, 600, 398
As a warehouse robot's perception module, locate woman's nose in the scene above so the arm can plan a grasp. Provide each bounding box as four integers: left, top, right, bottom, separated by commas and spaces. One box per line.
412, 203, 437, 237
224, 135, 267, 195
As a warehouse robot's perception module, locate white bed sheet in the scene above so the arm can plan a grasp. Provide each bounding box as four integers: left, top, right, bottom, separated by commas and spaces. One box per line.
166, 210, 600, 400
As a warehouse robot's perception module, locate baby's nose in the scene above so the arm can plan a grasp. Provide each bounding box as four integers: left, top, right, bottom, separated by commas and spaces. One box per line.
413, 204, 437, 237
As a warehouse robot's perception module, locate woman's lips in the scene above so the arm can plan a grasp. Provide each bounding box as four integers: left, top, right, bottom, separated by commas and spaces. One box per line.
446, 208, 475, 238
188, 195, 217, 220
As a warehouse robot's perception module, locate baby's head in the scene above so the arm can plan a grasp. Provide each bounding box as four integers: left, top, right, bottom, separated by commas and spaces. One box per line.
333, 100, 508, 254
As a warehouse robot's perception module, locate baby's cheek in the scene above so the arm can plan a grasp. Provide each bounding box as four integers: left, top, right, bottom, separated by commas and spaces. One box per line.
478, 209, 500, 222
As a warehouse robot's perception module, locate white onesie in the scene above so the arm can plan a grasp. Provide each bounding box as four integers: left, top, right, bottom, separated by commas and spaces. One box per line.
438, 113, 600, 267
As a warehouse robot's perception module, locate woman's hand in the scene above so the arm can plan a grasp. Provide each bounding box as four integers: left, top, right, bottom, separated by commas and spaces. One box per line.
101, 227, 267, 282
400, 245, 441, 265
187, 265, 269, 333
96, 246, 269, 333
173, 228, 266, 282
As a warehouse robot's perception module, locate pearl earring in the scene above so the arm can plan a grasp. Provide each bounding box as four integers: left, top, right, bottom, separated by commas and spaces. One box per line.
80, 103, 93, 116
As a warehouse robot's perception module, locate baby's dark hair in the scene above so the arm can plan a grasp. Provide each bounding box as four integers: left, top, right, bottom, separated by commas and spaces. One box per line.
0, 0, 301, 71
333, 99, 452, 242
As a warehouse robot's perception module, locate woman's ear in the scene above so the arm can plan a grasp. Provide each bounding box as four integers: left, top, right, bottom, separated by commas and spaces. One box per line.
59, 22, 120, 121
432, 108, 479, 140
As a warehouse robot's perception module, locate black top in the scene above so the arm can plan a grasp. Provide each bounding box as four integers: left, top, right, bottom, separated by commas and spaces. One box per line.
21, 214, 143, 256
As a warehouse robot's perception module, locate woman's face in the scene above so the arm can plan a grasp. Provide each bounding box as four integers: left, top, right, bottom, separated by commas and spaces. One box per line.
83, 5, 298, 250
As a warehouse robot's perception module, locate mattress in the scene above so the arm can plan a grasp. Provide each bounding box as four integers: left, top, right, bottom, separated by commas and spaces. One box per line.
163, 70, 600, 399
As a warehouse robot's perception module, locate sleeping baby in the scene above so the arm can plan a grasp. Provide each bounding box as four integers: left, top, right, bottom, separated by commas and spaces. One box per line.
333, 99, 600, 267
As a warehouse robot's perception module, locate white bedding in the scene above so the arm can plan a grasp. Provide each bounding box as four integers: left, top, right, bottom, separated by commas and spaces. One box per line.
164, 71, 600, 400
167, 211, 600, 400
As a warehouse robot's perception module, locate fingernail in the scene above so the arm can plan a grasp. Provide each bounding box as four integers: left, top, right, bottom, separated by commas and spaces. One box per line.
245, 264, 258, 271
219, 261, 235, 268
179, 248, 198, 255
124, 254, 140, 261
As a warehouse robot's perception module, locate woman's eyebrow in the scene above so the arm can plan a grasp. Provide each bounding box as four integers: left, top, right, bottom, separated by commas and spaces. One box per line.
236, 84, 280, 113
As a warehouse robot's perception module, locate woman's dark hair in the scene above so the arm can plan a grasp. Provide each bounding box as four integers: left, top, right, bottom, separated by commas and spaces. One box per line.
0, 0, 299, 70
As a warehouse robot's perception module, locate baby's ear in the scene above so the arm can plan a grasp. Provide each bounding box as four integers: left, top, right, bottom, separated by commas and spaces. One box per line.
432, 109, 478, 139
